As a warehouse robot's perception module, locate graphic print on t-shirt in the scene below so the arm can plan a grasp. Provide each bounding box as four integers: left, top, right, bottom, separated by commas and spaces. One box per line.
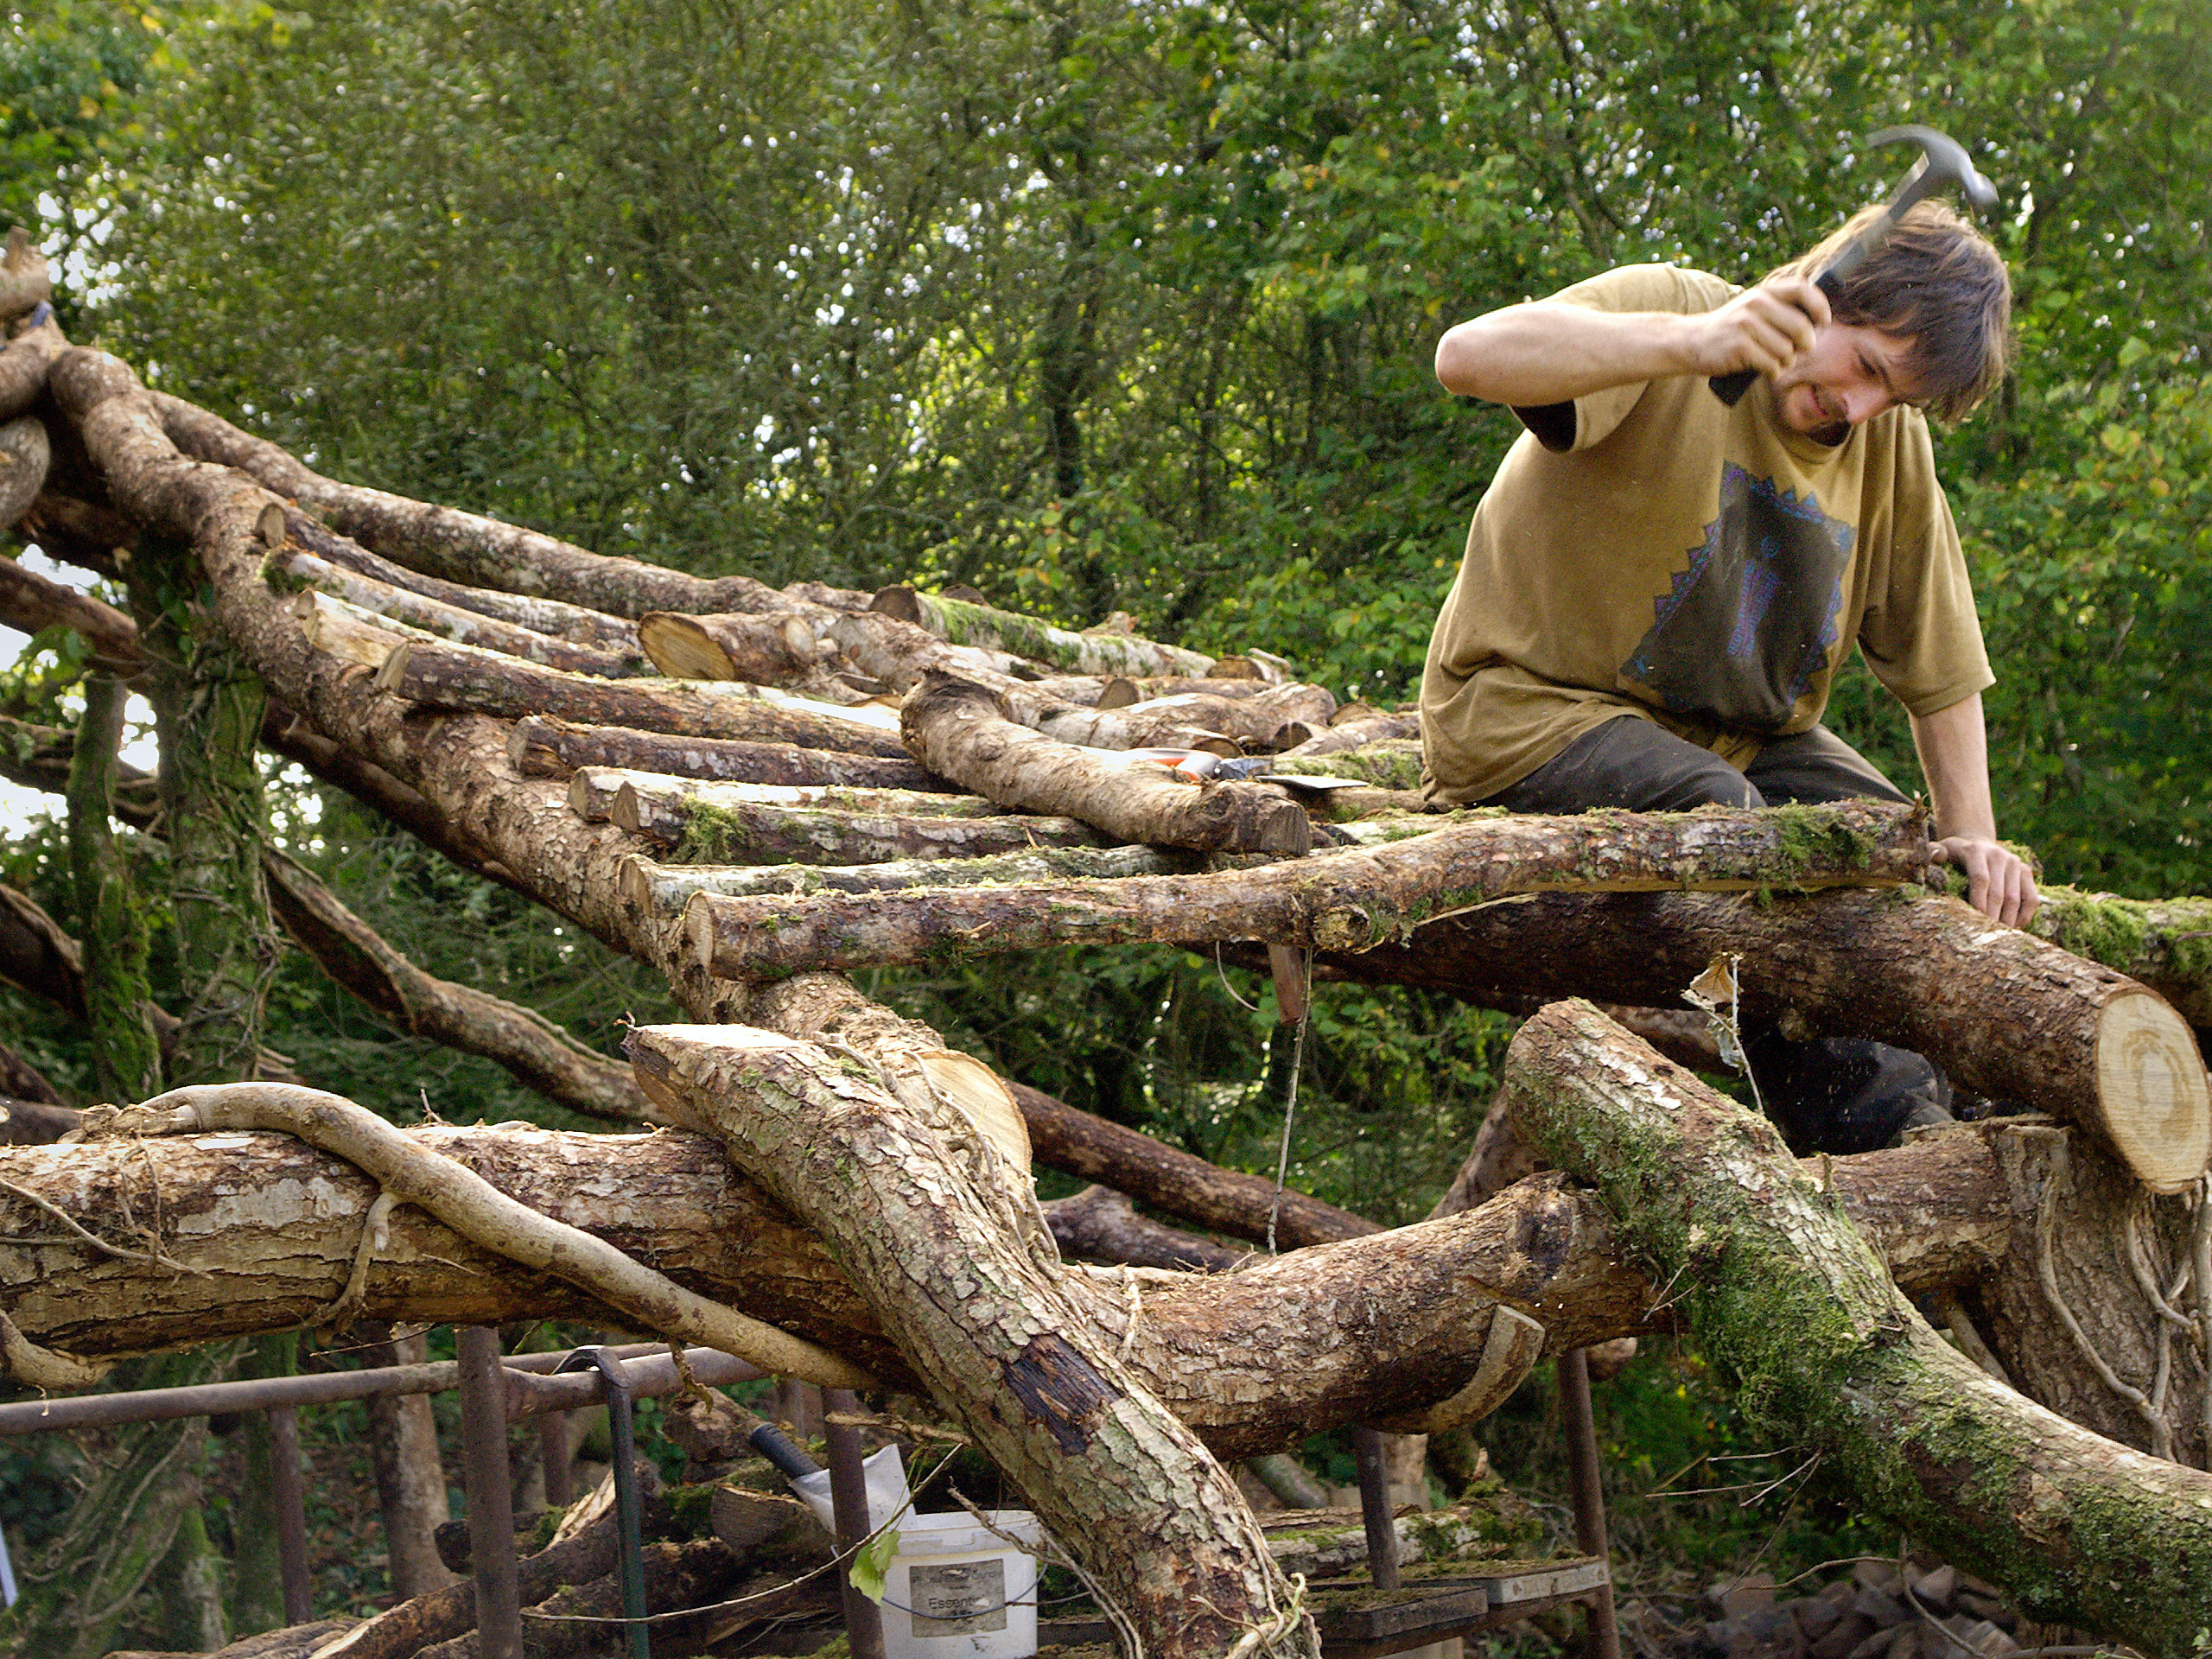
1619, 463, 1853, 732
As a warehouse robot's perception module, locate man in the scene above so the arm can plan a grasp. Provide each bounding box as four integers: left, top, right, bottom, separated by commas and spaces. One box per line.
1420, 200, 2037, 1149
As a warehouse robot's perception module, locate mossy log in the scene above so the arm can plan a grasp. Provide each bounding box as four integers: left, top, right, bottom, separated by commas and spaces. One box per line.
277, 549, 647, 677
1344, 887, 2212, 1194
618, 843, 1198, 915
1506, 999, 2212, 1658
626, 1022, 1320, 1659
900, 671, 1314, 855
610, 777, 1107, 868
507, 713, 950, 792
682, 798, 1935, 980
872, 582, 1217, 677
2030, 884, 2212, 1028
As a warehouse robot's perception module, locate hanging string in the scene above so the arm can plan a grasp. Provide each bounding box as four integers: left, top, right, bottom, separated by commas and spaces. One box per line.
1265, 948, 1313, 1255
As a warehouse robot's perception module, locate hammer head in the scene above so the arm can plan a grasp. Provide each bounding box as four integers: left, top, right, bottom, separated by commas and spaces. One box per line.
1867, 124, 1999, 213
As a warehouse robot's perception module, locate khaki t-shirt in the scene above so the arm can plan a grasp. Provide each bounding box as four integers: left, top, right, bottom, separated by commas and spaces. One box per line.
1420, 263, 1992, 804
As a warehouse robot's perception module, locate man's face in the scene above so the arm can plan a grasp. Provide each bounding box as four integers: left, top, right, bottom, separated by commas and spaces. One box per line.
1771, 322, 1924, 444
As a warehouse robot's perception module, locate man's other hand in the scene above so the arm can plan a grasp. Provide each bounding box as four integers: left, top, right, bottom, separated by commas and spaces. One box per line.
1932, 836, 2039, 927
1688, 275, 1830, 380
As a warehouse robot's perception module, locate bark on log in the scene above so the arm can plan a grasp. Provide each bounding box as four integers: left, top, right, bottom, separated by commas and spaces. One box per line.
0, 307, 65, 422
0, 712, 159, 821
1045, 1184, 1250, 1272
279, 507, 647, 653
0, 1096, 79, 1140
21, 489, 135, 579
683, 799, 1936, 981
871, 582, 1216, 677
366, 631, 907, 752
258, 849, 656, 1124
1275, 713, 1424, 757
152, 391, 874, 619
277, 550, 648, 677
0, 882, 85, 1020
618, 779, 1107, 869
0, 1040, 67, 1108
0, 414, 48, 531
1506, 999, 2212, 1658
355, 1325, 460, 1602
0, 1117, 2018, 1455
626, 1022, 1320, 1659
506, 714, 949, 792
819, 608, 1036, 687
1342, 887, 2212, 1194
900, 671, 1314, 855
1013, 1081, 1376, 1249
0, 542, 139, 671
0, 229, 50, 325
619, 843, 1200, 917
959, 670, 1341, 753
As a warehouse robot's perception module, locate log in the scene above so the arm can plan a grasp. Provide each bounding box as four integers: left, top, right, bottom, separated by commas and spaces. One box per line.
280, 506, 647, 653
601, 772, 1107, 868
1013, 1080, 1376, 1249
1506, 999, 2212, 1658
1276, 712, 1424, 756
0, 1116, 2018, 1453
505, 714, 948, 794
0, 228, 51, 325
0, 413, 48, 531
365, 631, 909, 752
900, 670, 1314, 855
258, 849, 657, 1125
0, 1040, 67, 1109
0, 543, 140, 672
0, 303, 65, 422
820, 608, 1035, 687
618, 843, 1200, 915
626, 1022, 1321, 1659
1264, 741, 1424, 793
1344, 887, 2212, 1194
871, 582, 1216, 677
955, 670, 1341, 753
682, 798, 1936, 981
152, 390, 874, 619
1044, 1184, 1249, 1271
1026, 672, 1286, 708
2029, 885, 2212, 1029
276, 549, 648, 677
635, 607, 829, 683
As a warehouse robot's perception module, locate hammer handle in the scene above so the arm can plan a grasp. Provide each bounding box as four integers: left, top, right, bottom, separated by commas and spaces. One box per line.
1707, 270, 1846, 407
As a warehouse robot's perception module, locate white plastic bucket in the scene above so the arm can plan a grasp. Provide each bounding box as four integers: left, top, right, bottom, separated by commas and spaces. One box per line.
878, 1510, 1045, 1659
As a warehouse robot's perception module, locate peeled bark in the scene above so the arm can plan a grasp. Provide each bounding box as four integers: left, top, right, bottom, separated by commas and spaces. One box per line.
683, 798, 1936, 980
900, 671, 1314, 855
0, 543, 139, 672
872, 582, 1216, 677
1344, 887, 2212, 1194
1507, 999, 2212, 1659
507, 713, 948, 792
259, 849, 656, 1124
627, 1022, 1320, 1659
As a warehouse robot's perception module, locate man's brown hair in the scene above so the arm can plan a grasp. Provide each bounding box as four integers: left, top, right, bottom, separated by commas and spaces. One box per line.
1772, 199, 2012, 423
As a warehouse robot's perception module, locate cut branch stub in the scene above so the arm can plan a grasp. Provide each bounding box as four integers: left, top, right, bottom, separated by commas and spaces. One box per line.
1505, 1000, 2212, 1659
683, 798, 1938, 981
626, 1022, 1319, 1659
899, 669, 1312, 855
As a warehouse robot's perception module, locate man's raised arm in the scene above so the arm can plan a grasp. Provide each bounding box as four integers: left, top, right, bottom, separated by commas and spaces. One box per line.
1434, 275, 1836, 407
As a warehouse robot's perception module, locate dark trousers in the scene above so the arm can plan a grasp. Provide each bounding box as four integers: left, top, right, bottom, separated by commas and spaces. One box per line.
1493, 714, 1941, 1154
